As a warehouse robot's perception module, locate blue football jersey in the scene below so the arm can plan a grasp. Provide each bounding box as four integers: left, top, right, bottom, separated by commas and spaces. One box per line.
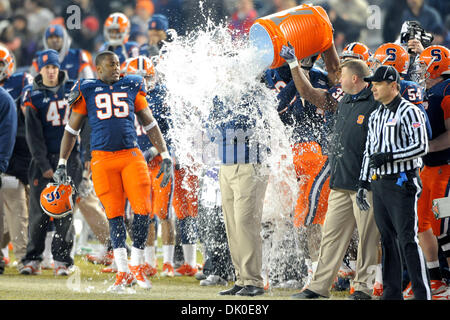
135, 84, 171, 152
1, 72, 33, 102
400, 79, 432, 139
423, 79, 450, 167
22, 80, 76, 154
98, 41, 140, 64
72, 75, 147, 152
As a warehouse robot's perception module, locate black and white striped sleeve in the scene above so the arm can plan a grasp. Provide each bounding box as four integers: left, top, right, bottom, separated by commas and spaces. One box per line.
392, 103, 429, 162
359, 112, 376, 183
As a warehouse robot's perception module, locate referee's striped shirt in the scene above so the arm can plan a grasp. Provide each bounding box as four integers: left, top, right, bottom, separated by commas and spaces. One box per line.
359, 95, 429, 182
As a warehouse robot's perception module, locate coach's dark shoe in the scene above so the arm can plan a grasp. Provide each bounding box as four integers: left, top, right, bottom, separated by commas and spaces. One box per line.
219, 285, 243, 296
347, 290, 372, 300
236, 285, 265, 297
291, 288, 325, 299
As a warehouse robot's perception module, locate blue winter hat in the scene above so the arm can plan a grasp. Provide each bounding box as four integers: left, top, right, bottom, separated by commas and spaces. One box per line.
45, 24, 64, 39
148, 14, 168, 31
38, 49, 60, 70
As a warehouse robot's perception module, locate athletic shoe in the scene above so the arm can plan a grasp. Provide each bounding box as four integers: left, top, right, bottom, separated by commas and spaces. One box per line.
20, 261, 41, 275
101, 260, 117, 273
174, 263, 198, 276
200, 275, 228, 286
142, 263, 157, 277
403, 282, 414, 300
2, 257, 10, 266
432, 287, 450, 300
107, 272, 136, 292
160, 263, 174, 277
54, 261, 71, 276
338, 264, 355, 279
129, 265, 152, 289
373, 281, 383, 297
86, 250, 114, 266
430, 279, 447, 295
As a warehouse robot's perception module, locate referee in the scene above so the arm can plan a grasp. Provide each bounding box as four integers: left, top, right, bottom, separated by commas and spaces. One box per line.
357, 65, 431, 300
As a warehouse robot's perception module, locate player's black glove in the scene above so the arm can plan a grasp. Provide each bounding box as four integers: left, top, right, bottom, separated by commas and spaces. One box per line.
156, 156, 173, 188
53, 164, 68, 185
356, 181, 371, 211
369, 152, 393, 169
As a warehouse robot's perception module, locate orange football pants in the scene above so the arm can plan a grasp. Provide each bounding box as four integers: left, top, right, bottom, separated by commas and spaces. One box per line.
417, 165, 450, 235
148, 154, 173, 220
91, 148, 151, 219
172, 167, 199, 220
292, 142, 330, 227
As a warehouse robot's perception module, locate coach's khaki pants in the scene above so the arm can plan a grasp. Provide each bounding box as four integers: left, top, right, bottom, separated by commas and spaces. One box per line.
76, 191, 110, 246
219, 163, 269, 288
308, 188, 380, 297
0, 178, 29, 268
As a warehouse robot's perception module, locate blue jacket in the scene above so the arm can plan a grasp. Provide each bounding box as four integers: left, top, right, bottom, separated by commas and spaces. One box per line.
0, 86, 17, 173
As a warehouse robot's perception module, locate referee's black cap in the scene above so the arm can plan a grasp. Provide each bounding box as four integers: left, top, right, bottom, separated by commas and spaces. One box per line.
364, 65, 400, 83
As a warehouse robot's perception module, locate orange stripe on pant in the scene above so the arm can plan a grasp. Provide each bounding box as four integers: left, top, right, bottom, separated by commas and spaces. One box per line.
417, 165, 450, 235
172, 167, 199, 220
91, 148, 151, 219
148, 154, 172, 220
292, 142, 330, 227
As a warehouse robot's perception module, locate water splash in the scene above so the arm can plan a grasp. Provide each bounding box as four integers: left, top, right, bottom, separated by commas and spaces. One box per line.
156, 16, 306, 287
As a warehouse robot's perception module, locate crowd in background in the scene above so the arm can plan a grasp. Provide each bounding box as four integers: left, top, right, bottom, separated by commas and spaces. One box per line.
0, 0, 448, 72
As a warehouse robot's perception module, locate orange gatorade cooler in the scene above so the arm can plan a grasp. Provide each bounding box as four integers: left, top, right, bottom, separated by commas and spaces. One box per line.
249, 4, 333, 70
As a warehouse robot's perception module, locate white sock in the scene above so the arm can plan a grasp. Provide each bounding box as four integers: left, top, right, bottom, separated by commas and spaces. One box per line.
113, 248, 129, 272
130, 246, 144, 266
43, 231, 54, 260
144, 246, 156, 267
182, 244, 196, 268
375, 264, 383, 284
163, 245, 174, 265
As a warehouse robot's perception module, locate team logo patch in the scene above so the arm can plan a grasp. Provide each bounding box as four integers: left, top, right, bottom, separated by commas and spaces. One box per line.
357, 115, 365, 124
42, 54, 48, 62
412, 122, 422, 128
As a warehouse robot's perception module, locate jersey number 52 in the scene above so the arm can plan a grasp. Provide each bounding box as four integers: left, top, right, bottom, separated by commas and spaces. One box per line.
95, 92, 129, 120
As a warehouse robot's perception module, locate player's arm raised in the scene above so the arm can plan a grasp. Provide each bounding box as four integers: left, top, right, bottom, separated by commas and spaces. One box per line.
280, 43, 338, 112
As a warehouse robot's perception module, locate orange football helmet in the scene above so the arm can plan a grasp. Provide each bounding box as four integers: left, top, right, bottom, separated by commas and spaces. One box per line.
0, 45, 15, 82
341, 42, 372, 64
121, 55, 156, 90
369, 43, 410, 75
104, 12, 130, 46
40, 183, 74, 219
414, 45, 450, 80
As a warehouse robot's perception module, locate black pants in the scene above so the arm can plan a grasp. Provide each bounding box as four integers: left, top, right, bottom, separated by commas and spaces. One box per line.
372, 171, 431, 300
22, 153, 82, 266
197, 204, 234, 280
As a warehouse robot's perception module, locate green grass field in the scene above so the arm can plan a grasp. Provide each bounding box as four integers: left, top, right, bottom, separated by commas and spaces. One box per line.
0, 253, 351, 300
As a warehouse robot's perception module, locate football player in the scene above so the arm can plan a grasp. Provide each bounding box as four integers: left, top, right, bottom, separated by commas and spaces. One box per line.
56, 51, 172, 291
20, 49, 82, 277
30, 24, 95, 80
405, 45, 450, 299
121, 55, 176, 277
369, 42, 432, 139
98, 13, 140, 64
0, 46, 33, 271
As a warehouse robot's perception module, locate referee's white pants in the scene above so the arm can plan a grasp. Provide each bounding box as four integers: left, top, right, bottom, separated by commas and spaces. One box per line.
219, 163, 269, 288
308, 188, 380, 297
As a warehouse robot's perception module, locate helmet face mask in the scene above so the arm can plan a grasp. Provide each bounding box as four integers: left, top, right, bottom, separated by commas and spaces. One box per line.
414, 45, 450, 87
